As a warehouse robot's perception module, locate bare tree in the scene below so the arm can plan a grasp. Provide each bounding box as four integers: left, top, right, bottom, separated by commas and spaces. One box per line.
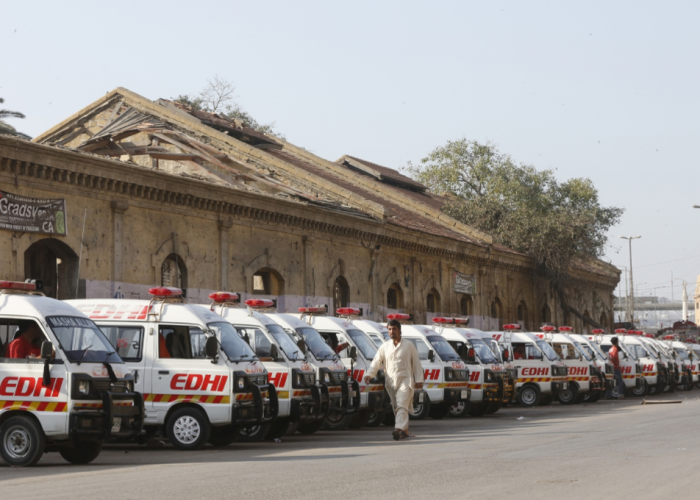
199, 75, 237, 114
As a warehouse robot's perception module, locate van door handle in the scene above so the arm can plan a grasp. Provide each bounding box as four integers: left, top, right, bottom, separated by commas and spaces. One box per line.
158, 370, 169, 375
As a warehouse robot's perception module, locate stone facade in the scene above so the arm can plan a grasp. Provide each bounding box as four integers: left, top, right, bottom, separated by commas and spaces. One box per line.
0, 88, 619, 333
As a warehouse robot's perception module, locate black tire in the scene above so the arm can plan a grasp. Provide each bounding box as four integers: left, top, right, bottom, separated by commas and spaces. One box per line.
167, 407, 210, 450
429, 402, 452, 419
323, 411, 351, 431
467, 403, 488, 417
297, 419, 324, 435
0, 416, 46, 467
557, 384, 578, 405
611, 384, 625, 399
265, 419, 292, 440
348, 410, 372, 429
410, 394, 431, 420
208, 426, 238, 447
59, 441, 102, 464
648, 383, 659, 396
236, 424, 270, 443
517, 385, 541, 407
631, 379, 649, 398
366, 409, 386, 427
484, 402, 501, 415
449, 401, 470, 418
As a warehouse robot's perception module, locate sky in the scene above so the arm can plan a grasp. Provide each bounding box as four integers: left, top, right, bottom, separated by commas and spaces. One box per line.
2, 0, 699, 307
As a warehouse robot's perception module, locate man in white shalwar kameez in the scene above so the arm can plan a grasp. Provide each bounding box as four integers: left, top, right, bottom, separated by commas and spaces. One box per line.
364, 319, 424, 440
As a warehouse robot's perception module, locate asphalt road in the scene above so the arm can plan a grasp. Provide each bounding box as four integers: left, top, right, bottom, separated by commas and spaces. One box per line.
1, 391, 698, 500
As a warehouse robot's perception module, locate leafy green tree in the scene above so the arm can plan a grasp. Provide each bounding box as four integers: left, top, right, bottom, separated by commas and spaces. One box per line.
406, 139, 623, 327
173, 76, 284, 139
0, 97, 31, 139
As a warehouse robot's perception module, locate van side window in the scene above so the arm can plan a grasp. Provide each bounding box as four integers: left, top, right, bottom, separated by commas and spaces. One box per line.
159, 326, 206, 359
101, 325, 143, 361
236, 327, 269, 357
0, 318, 47, 362
404, 338, 430, 360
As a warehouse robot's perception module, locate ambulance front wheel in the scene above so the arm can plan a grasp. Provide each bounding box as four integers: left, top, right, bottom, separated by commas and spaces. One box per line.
0, 415, 46, 467
366, 409, 386, 427
236, 424, 270, 443
631, 379, 648, 397
59, 441, 102, 465
449, 401, 469, 418
517, 385, 540, 407
557, 384, 578, 405
410, 394, 431, 420
323, 410, 351, 431
167, 407, 211, 450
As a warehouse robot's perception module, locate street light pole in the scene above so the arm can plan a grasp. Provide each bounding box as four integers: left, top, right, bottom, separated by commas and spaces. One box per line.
620, 235, 641, 326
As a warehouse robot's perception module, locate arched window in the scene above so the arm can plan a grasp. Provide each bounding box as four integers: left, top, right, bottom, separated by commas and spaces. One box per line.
252, 267, 284, 295
333, 276, 350, 312
162, 253, 187, 291
460, 295, 473, 316
426, 288, 441, 313
600, 312, 608, 327
24, 239, 79, 299
541, 304, 551, 324
517, 300, 528, 327
387, 283, 404, 310
491, 298, 502, 319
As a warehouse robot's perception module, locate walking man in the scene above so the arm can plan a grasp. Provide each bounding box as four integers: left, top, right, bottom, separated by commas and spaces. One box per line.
605, 336, 625, 400
364, 319, 424, 440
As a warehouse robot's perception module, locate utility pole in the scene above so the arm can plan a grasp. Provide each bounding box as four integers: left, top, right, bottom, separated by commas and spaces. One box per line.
620, 236, 641, 326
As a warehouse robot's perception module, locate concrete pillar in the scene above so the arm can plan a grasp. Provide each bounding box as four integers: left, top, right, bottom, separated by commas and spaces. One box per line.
370, 247, 382, 320
110, 201, 128, 284
217, 219, 233, 290
302, 235, 315, 303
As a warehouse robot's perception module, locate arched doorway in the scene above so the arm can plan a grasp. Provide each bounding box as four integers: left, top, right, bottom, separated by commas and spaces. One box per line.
460, 294, 473, 317
517, 300, 528, 329
24, 238, 79, 299
252, 267, 284, 296
386, 282, 404, 310
162, 253, 187, 291
491, 297, 502, 329
541, 304, 552, 324
426, 288, 441, 313
333, 276, 350, 313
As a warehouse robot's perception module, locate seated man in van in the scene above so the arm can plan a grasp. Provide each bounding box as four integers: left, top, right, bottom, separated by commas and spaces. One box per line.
7, 320, 43, 359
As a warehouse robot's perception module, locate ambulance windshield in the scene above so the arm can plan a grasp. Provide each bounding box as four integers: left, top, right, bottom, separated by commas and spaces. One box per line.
468, 339, 498, 364
535, 340, 560, 361
208, 322, 256, 361
296, 328, 337, 361
267, 325, 304, 361
585, 341, 608, 361
426, 335, 461, 361
571, 341, 592, 362
47, 316, 123, 363
675, 347, 690, 361
346, 330, 377, 360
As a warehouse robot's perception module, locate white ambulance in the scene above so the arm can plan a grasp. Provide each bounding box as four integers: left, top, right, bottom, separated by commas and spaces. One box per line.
569, 331, 613, 401
351, 319, 388, 348
267, 310, 354, 431
687, 342, 700, 388
644, 336, 680, 393
495, 326, 568, 407
619, 331, 661, 397
201, 295, 329, 439
591, 330, 643, 398
389, 322, 470, 420
293, 307, 385, 430
661, 338, 695, 391
536, 327, 592, 404
432, 320, 510, 416
638, 334, 673, 394
0, 280, 143, 466
475, 329, 517, 405
68, 287, 278, 450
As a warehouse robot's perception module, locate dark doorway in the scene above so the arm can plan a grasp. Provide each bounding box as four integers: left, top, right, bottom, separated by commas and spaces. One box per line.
333, 276, 350, 313
24, 239, 80, 299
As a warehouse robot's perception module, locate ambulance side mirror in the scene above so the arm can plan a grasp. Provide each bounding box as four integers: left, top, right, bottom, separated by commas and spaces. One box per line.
270, 344, 280, 361
40, 341, 53, 359
296, 339, 307, 355
205, 336, 218, 361
349, 346, 357, 360
502, 349, 510, 362
458, 344, 469, 360
467, 348, 476, 363
428, 349, 435, 362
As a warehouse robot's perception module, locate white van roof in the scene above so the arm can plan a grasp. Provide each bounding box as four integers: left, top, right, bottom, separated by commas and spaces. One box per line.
267, 313, 313, 331
67, 299, 223, 325
3, 294, 90, 320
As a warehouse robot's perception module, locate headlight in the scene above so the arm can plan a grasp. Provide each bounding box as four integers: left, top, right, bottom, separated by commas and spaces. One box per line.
324, 373, 331, 383
237, 378, 246, 389
78, 380, 90, 395
485, 371, 494, 382
446, 369, 454, 380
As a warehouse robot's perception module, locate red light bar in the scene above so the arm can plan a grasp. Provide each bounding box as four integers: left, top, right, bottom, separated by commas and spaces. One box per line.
664, 335, 675, 340
148, 286, 183, 297
591, 329, 604, 334
558, 326, 573, 332
387, 313, 411, 321
645, 334, 654, 338
0, 280, 36, 291
614, 329, 627, 334
208, 292, 239, 303
541, 326, 555, 332
299, 306, 327, 314
454, 318, 469, 325
432, 317, 454, 324
502, 324, 521, 331
336, 307, 361, 316
245, 299, 275, 308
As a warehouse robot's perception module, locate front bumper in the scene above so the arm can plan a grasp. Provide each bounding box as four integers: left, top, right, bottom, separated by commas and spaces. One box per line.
290, 384, 330, 423
551, 378, 568, 393
443, 386, 470, 403
70, 390, 144, 440
232, 383, 279, 425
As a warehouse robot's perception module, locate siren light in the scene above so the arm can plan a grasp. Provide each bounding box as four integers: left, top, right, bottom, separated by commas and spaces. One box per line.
591, 329, 604, 334
453, 318, 469, 325
432, 317, 455, 324
614, 329, 627, 334
664, 335, 675, 340
148, 287, 183, 297
645, 334, 654, 338
387, 313, 411, 321
502, 324, 521, 331
336, 307, 361, 316
245, 299, 275, 308
541, 326, 555, 332
299, 306, 327, 314
208, 292, 239, 303
559, 326, 573, 332
0, 280, 36, 291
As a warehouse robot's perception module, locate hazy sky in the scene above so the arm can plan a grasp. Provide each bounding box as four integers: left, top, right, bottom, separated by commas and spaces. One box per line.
3, 1, 699, 305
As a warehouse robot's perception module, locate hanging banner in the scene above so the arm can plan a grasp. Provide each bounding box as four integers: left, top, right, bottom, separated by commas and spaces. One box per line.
453, 271, 476, 294
0, 190, 67, 235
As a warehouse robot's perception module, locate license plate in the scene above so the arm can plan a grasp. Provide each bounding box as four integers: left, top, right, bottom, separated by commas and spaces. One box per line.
461, 390, 468, 399
418, 393, 424, 403
111, 417, 121, 433
563, 383, 568, 390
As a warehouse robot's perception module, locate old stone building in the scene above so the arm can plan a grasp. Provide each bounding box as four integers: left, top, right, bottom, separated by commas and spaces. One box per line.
0, 87, 619, 332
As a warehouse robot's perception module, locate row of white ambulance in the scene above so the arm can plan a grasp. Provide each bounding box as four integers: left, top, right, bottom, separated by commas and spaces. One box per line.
1, 280, 696, 467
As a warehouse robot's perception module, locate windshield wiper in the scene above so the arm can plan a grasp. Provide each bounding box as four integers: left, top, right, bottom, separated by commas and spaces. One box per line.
76, 345, 93, 365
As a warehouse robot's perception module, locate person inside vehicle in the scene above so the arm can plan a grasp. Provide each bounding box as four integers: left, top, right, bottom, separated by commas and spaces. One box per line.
513, 344, 526, 360
159, 332, 171, 358
7, 320, 43, 359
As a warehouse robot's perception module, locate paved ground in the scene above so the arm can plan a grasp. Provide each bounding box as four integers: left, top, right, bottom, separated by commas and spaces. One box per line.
1, 391, 698, 500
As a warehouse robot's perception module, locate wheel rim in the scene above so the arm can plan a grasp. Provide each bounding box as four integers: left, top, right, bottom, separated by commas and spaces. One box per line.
240, 426, 260, 437
611, 386, 621, 398
632, 383, 646, 396
326, 410, 345, 424
450, 402, 465, 416
559, 389, 574, 403
413, 403, 424, 414
521, 388, 536, 405
173, 416, 201, 444
4, 425, 31, 459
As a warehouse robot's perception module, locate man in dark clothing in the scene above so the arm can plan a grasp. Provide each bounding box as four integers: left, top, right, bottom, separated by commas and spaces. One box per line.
605, 336, 625, 400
